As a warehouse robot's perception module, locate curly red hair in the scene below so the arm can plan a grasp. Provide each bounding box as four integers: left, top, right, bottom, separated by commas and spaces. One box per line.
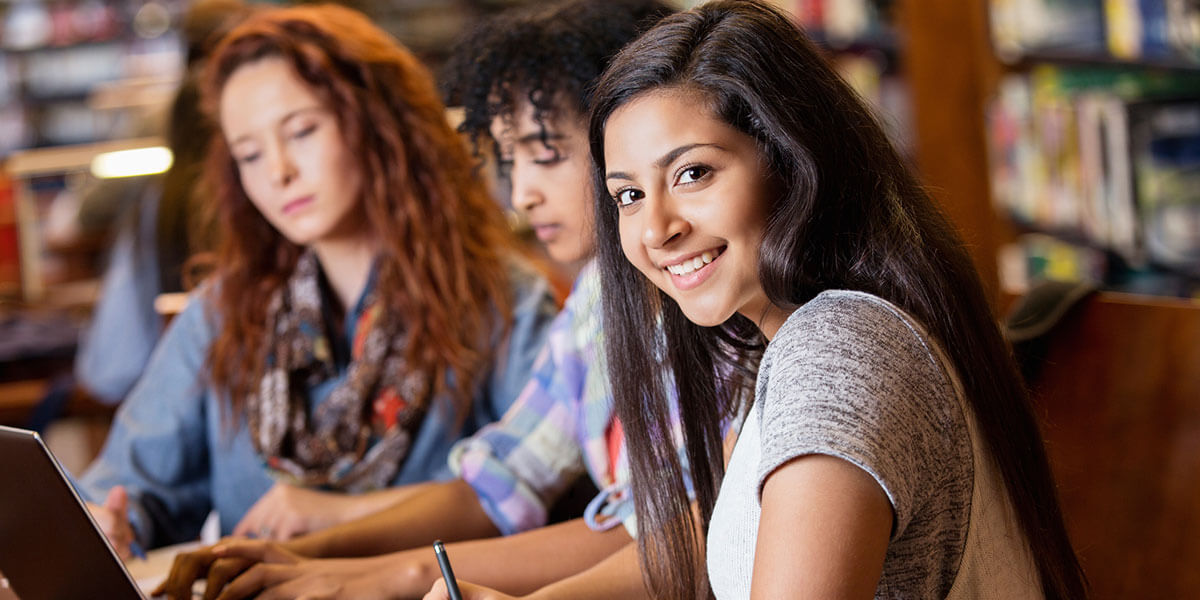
201, 4, 523, 419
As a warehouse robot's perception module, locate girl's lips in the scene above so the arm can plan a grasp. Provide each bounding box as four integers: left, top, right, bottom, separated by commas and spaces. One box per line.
665, 248, 723, 291
531, 223, 560, 242
282, 195, 314, 215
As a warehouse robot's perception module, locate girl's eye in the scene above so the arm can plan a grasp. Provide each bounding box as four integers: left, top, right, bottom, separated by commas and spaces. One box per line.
678, 165, 710, 185
612, 187, 644, 207
235, 152, 261, 165
532, 146, 564, 166
290, 124, 317, 140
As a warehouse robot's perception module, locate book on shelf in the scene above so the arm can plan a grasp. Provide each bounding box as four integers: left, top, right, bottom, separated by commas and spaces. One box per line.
779, 0, 897, 47
999, 232, 1200, 297
986, 65, 1200, 293
1105, 0, 1173, 60
1130, 100, 1200, 275
0, 174, 19, 297
1167, 0, 1200, 62
990, 0, 1107, 59
998, 233, 1108, 294
990, 0, 1200, 64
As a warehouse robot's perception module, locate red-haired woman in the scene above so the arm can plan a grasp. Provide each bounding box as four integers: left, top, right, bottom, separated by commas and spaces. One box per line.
79, 3, 556, 559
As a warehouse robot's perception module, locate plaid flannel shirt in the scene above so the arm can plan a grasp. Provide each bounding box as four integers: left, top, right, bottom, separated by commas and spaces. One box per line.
448, 261, 647, 535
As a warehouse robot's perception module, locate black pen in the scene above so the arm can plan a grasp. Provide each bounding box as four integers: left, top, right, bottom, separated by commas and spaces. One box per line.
433, 539, 463, 600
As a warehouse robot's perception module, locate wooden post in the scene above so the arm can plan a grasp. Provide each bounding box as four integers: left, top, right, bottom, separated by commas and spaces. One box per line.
896, 0, 1011, 310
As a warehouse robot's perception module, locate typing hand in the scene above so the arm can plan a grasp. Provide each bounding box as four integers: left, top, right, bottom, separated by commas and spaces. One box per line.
424, 579, 521, 600
232, 482, 355, 541
86, 486, 135, 560
151, 538, 267, 600
201, 547, 391, 600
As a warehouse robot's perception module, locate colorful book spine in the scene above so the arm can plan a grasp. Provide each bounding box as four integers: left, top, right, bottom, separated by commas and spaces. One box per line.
0, 173, 21, 297
987, 65, 1200, 274
993, 0, 1200, 63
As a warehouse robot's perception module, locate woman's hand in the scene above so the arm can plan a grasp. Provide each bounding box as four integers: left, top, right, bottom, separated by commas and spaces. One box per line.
232, 482, 359, 541
86, 486, 135, 560
150, 538, 290, 600
202, 545, 396, 600
424, 579, 521, 600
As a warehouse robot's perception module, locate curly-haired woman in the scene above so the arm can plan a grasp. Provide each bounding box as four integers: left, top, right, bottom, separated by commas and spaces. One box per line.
79, 2, 556, 562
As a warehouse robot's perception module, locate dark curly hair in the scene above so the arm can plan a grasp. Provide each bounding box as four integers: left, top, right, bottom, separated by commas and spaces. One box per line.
440, 0, 675, 165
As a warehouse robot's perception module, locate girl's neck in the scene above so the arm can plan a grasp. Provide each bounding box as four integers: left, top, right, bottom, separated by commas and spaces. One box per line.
311, 235, 378, 311
741, 296, 791, 342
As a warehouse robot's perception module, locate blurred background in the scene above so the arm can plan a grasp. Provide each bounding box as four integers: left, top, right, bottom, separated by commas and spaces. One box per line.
0, 1, 1196, 598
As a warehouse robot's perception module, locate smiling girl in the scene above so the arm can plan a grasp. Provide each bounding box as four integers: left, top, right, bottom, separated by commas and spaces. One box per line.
583, 1, 1086, 599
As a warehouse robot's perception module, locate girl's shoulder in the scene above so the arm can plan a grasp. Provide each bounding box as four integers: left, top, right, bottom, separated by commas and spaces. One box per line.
755, 291, 974, 586
770, 290, 944, 372
758, 290, 964, 446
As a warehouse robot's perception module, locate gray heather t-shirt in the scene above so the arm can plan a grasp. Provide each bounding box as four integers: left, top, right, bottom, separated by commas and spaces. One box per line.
706, 290, 1040, 599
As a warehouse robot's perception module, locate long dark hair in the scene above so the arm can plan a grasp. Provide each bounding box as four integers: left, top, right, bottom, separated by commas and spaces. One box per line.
588, 2, 1086, 599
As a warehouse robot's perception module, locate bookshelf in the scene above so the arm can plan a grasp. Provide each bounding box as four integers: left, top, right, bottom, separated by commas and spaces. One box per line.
0, 1, 184, 153
899, 0, 1200, 303
896, 1, 1200, 597
988, 3, 1200, 299
3, 136, 164, 303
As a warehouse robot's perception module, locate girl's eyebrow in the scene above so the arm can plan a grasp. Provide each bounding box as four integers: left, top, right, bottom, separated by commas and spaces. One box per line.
229, 106, 323, 146
654, 143, 715, 168
605, 142, 721, 182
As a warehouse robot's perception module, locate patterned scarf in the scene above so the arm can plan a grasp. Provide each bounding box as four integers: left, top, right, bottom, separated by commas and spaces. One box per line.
247, 251, 429, 492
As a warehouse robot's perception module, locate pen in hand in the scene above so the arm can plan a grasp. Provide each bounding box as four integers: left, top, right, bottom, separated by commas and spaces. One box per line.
432, 540, 463, 600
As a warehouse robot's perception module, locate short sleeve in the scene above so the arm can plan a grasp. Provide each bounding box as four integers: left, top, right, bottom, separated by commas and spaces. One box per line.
754, 292, 971, 541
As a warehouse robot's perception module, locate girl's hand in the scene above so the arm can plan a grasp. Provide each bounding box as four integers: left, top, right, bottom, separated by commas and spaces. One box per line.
86, 486, 135, 560
423, 579, 521, 600
232, 482, 357, 541
205, 551, 394, 600
151, 538, 292, 600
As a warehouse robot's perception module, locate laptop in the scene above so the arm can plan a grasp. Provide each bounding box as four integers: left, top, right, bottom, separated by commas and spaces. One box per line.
0, 425, 146, 600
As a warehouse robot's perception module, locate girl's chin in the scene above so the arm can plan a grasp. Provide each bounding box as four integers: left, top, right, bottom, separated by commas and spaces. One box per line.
547, 245, 591, 266
677, 304, 734, 328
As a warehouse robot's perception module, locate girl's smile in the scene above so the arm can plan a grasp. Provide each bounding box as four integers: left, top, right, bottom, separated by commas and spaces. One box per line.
603, 89, 788, 337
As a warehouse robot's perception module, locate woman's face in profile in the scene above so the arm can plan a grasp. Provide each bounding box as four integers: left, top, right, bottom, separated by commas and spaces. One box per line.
490, 100, 595, 266
219, 56, 367, 248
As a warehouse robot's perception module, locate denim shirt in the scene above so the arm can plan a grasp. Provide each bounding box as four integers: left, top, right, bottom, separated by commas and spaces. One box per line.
78, 261, 557, 549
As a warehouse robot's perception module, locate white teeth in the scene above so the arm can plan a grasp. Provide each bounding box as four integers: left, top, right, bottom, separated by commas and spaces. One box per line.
667, 249, 721, 276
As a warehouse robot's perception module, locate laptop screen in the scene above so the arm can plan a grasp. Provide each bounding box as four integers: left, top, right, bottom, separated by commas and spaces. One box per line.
0, 425, 145, 600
